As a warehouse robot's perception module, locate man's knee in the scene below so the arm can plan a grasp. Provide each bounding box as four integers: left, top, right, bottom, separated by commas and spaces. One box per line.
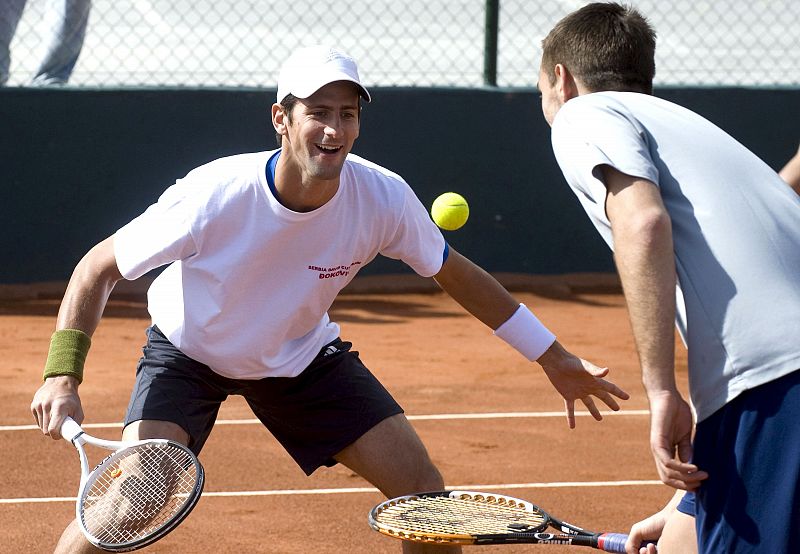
335, 414, 447, 498
403, 457, 445, 493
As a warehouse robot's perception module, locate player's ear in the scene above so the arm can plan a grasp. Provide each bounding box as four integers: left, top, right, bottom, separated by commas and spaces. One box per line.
272, 103, 288, 136
554, 64, 579, 102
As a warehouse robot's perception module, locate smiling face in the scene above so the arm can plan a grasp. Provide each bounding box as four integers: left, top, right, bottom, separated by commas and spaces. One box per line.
274, 81, 361, 187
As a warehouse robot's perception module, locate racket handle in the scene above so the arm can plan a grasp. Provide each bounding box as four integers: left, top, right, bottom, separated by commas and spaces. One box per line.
60, 416, 84, 442
596, 533, 629, 553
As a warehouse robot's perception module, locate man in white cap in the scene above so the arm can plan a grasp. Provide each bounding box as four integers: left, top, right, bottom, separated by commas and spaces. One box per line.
32, 45, 629, 553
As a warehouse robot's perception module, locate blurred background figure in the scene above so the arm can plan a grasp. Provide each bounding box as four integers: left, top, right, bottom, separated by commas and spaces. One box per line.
1, 0, 91, 85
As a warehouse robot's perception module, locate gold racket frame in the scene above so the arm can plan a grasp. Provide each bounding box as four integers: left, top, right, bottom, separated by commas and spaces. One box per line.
369, 490, 547, 545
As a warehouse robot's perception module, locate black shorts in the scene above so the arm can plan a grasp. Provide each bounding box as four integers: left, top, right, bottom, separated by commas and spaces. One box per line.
124, 326, 403, 475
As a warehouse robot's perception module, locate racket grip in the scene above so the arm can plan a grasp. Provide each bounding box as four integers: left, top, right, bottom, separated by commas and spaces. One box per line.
596, 533, 629, 553
60, 416, 83, 442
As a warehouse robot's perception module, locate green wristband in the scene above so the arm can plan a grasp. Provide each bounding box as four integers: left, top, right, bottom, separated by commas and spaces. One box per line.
43, 329, 92, 384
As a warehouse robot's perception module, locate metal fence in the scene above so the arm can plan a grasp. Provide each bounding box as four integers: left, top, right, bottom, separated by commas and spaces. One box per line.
3, 0, 799, 88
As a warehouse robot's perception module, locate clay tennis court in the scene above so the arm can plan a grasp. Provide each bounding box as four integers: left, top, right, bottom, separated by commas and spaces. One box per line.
0, 274, 689, 553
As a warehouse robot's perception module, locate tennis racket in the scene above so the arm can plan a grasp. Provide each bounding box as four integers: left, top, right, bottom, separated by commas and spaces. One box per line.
60, 416, 204, 552
369, 490, 644, 552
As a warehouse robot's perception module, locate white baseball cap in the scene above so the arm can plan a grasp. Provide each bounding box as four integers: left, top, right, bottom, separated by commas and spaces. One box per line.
276, 45, 371, 104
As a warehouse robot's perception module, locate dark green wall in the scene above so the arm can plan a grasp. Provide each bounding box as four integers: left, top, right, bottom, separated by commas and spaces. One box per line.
1, 87, 797, 283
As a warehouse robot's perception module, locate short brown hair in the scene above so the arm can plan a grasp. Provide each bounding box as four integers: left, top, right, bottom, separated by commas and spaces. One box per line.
541, 2, 656, 94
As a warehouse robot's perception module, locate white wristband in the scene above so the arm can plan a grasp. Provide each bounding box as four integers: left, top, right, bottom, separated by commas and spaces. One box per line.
493, 304, 556, 361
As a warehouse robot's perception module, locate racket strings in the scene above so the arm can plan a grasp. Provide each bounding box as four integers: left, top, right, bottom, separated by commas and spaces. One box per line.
81, 443, 199, 545
374, 494, 548, 540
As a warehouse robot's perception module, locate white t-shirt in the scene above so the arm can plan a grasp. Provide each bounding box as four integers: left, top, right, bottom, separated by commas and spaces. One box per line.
114, 150, 446, 379
551, 92, 800, 421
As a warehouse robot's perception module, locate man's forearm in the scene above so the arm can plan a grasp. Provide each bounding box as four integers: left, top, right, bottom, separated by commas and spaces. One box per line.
433, 248, 518, 329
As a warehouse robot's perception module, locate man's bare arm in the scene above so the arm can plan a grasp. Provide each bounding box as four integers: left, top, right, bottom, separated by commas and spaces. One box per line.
31, 236, 123, 438
602, 165, 706, 489
433, 247, 629, 427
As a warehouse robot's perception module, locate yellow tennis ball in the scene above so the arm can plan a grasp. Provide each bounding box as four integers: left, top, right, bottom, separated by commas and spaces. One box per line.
431, 192, 469, 231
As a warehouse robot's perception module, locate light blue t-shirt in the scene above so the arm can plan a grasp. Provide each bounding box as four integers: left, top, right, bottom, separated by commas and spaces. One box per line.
551, 91, 800, 421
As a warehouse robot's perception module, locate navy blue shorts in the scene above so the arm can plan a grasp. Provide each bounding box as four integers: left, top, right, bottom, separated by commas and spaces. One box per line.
124, 326, 403, 475
676, 491, 695, 516
692, 369, 800, 553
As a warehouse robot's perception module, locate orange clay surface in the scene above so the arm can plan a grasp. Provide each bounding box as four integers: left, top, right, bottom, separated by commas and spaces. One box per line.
0, 276, 689, 553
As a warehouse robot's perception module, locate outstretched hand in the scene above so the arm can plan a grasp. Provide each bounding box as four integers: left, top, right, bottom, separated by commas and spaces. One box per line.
536, 341, 630, 428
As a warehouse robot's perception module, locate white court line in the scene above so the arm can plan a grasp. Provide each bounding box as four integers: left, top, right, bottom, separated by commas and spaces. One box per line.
0, 410, 650, 432
0, 480, 664, 505
201, 480, 666, 498
409, 410, 650, 420
2, 410, 656, 505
